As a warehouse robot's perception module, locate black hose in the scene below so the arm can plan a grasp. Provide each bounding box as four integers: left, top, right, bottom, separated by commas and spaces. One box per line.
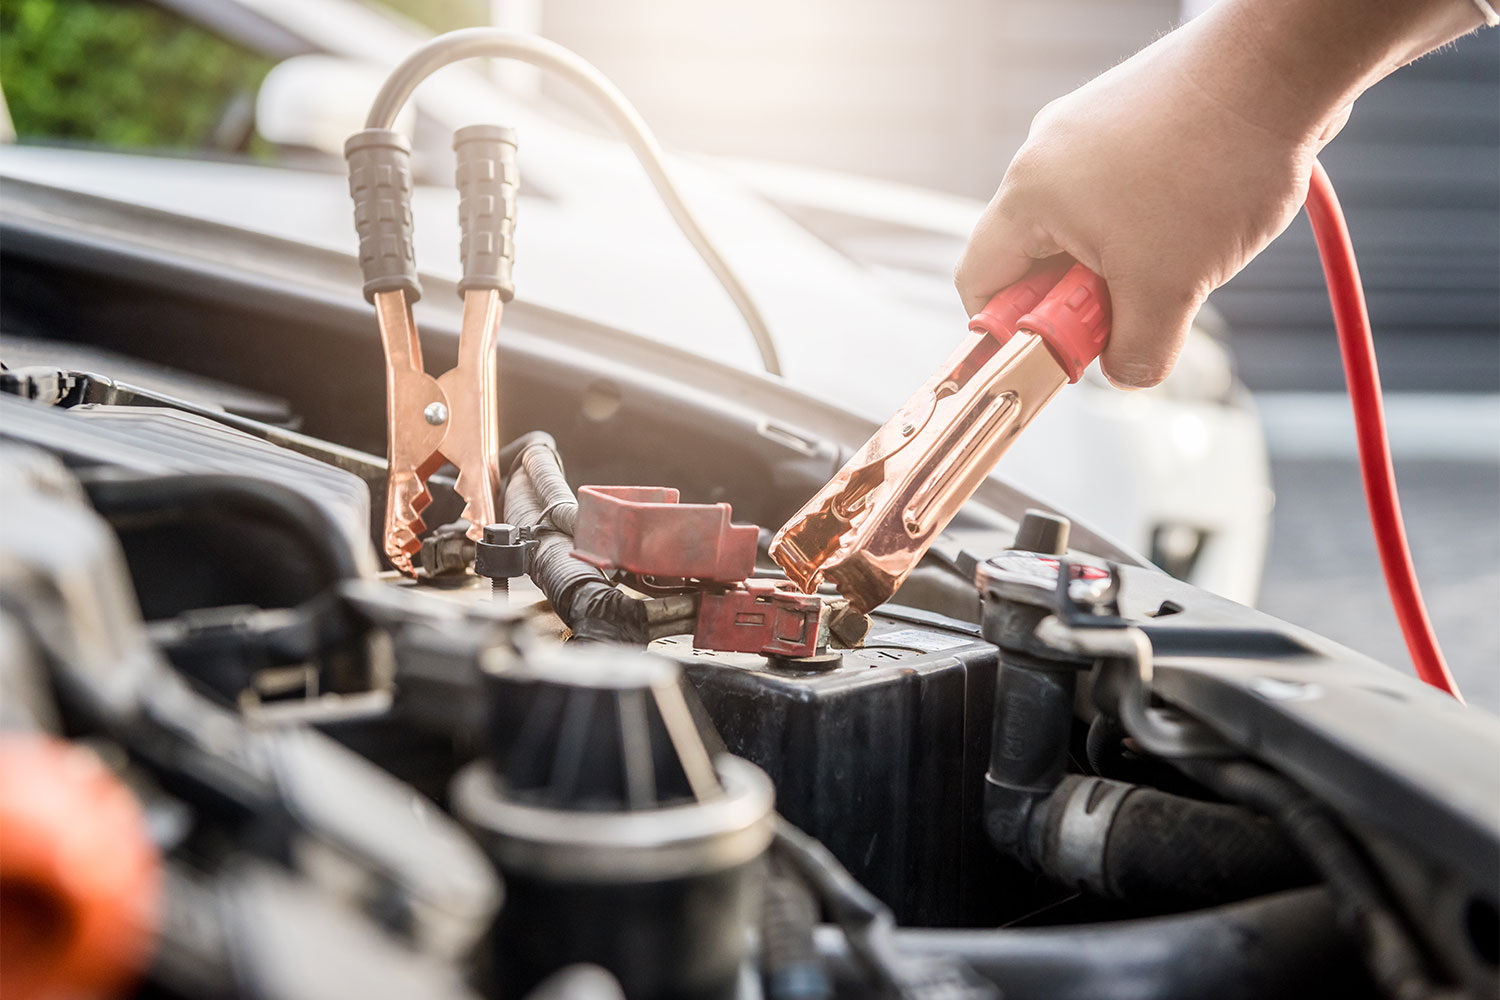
1178, 760, 1460, 1000
1078, 778, 1313, 908
814, 887, 1364, 1000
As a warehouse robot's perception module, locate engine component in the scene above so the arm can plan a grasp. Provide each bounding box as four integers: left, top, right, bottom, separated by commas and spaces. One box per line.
813, 887, 1362, 1000
0, 447, 506, 998
475, 522, 533, 600
1032, 773, 1311, 909
0, 443, 164, 721
771, 819, 996, 999
657, 609, 1004, 927
451, 645, 774, 999
696, 578, 823, 658
759, 862, 832, 1000
0, 394, 375, 583
1178, 758, 1464, 1000
156, 860, 486, 1000
570, 483, 829, 657
0, 734, 161, 1000
972, 513, 1095, 871
973, 518, 1311, 911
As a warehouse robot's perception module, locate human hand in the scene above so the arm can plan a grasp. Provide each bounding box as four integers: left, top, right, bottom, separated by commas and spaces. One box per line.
954, 10, 1350, 388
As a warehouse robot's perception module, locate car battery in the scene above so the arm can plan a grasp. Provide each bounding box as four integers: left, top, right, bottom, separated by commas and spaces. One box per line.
652, 607, 1004, 927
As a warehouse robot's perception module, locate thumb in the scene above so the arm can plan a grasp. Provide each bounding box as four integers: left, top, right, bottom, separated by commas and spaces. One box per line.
1098, 279, 1203, 389
954, 202, 1061, 318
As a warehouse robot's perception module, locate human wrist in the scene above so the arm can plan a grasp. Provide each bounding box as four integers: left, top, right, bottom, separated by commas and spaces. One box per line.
1180, 0, 1487, 143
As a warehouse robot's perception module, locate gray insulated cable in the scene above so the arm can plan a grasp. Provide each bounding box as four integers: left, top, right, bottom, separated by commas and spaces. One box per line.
363, 28, 782, 376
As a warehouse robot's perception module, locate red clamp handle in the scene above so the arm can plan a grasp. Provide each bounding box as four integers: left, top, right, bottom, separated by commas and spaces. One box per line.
968, 260, 1112, 383
1018, 263, 1111, 382
968, 257, 1072, 344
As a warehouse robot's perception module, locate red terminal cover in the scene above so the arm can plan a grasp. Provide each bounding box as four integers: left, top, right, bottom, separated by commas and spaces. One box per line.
572, 485, 758, 583
696, 579, 822, 657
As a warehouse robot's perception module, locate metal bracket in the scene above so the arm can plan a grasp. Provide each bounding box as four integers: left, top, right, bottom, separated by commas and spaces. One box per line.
1033, 615, 1232, 759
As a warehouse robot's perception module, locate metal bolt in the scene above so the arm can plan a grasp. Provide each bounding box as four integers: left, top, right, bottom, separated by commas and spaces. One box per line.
826, 602, 871, 647
1013, 509, 1070, 555
900, 423, 915, 437
423, 401, 449, 426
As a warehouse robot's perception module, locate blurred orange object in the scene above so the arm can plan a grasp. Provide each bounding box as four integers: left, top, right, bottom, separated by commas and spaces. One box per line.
0, 734, 161, 1000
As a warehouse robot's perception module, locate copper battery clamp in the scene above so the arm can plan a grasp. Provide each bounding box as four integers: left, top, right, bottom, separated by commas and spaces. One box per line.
771, 260, 1111, 613
347, 125, 518, 574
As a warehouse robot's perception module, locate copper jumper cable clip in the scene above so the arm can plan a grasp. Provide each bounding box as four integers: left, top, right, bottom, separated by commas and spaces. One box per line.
345, 124, 519, 574
770, 259, 1111, 613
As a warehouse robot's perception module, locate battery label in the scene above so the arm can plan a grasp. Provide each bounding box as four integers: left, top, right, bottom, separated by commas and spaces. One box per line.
867, 628, 973, 653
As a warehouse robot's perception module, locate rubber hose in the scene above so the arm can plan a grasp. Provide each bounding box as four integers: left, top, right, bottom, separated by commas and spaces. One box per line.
1093, 783, 1313, 907
1179, 760, 1457, 1000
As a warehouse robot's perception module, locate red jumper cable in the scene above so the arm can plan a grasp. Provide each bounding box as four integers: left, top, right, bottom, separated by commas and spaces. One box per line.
773, 159, 1461, 700
1305, 160, 1461, 701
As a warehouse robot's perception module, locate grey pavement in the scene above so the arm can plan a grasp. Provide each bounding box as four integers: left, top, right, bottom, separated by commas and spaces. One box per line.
1259, 457, 1500, 714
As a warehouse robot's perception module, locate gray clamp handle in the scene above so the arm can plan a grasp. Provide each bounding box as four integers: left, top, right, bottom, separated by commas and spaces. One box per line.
345, 128, 422, 303
453, 124, 519, 301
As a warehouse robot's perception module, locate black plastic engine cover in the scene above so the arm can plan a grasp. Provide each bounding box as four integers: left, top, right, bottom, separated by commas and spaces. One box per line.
654, 608, 1005, 927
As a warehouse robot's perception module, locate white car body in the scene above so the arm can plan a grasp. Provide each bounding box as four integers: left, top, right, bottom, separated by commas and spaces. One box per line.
0, 0, 1272, 602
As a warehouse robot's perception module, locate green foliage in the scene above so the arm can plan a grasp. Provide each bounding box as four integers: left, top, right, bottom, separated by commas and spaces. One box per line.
0, 0, 273, 151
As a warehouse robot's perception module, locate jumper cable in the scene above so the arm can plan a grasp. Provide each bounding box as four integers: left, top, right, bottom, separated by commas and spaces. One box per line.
1305, 161, 1460, 700
772, 160, 1461, 701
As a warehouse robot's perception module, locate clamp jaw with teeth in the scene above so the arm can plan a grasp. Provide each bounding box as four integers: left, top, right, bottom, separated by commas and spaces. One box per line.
345, 125, 519, 575
770, 259, 1111, 614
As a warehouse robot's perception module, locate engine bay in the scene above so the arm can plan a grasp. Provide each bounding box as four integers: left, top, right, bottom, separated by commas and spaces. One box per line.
2, 170, 1498, 1000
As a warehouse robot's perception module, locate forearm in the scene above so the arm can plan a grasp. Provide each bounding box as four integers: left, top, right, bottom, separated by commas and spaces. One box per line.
1177, 0, 1489, 139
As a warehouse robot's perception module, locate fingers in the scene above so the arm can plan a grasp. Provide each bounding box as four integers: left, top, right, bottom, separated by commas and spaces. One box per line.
954, 198, 1060, 318
1098, 279, 1204, 388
